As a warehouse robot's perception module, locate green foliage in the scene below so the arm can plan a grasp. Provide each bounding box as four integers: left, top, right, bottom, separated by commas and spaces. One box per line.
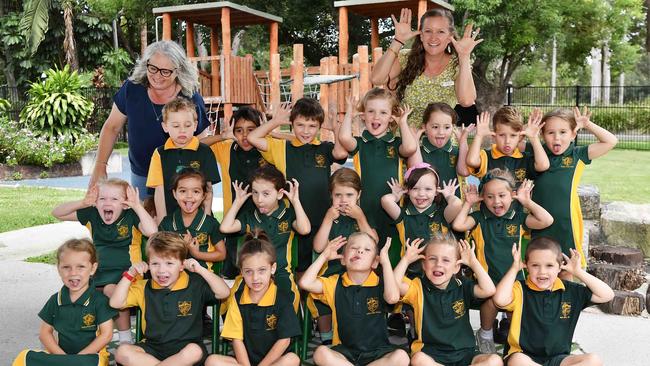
0, 99, 11, 115
19, 0, 52, 56
20, 66, 94, 139
101, 48, 134, 87
25, 251, 57, 265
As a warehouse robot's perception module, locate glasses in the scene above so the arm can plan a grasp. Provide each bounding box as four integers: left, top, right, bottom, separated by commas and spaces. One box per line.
146, 63, 176, 78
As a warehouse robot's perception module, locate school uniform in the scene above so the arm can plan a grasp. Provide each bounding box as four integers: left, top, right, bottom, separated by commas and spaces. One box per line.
501, 277, 593, 366
531, 143, 591, 267
261, 136, 346, 271
313, 271, 399, 365
401, 276, 479, 366
123, 271, 215, 362
76, 207, 143, 286
146, 136, 220, 214
420, 137, 461, 197
13, 285, 117, 366
352, 130, 404, 265
158, 207, 224, 273
221, 282, 301, 365
469, 145, 536, 186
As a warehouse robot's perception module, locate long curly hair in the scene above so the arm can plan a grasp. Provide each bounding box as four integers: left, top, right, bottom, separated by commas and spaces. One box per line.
394, 9, 457, 101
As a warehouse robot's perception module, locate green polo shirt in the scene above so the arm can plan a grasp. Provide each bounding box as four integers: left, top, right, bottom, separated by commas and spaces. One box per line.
319, 215, 360, 277
158, 207, 224, 273
38, 284, 117, 355
313, 271, 391, 351
124, 271, 216, 347
146, 137, 220, 214
402, 276, 477, 363
469, 145, 535, 186
531, 143, 591, 268
469, 204, 528, 283
501, 278, 592, 361
76, 207, 143, 286
420, 137, 461, 197
222, 282, 301, 365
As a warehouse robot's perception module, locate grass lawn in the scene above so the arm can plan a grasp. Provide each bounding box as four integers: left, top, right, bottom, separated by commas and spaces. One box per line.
581, 149, 650, 203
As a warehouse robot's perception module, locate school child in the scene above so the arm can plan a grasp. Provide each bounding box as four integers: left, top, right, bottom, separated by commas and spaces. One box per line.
146, 97, 220, 220
466, 107, 548, 186
12, 239, 117, 366
309, 167, 378, 345
205, 230, 301, 366
110, 231, 231, 366
220, 165, 311, 311
299, 233, 409, 366
247, 98, 348, 273
408, 102, 474, 197
381, 164, 462, 274
493, 237, 614, 366
393, 235, 502, 366
338, 88, 417, 265
51, 179, 157, 344
452, 168, 553, 353
531, 107, 617, 268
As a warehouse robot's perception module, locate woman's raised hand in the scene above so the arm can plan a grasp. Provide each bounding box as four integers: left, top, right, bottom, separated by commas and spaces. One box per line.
391, 8, 421, 43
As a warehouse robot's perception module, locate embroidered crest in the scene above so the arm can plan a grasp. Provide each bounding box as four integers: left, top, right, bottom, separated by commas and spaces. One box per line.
366, 297, 380, 314
190, 161, 201, 170
560, 302, 572, 319
386, 146, 396, 158
515, 168, 526, 182
178, 301, 192, 317
429, 222, 441, 234
258, 158, 267, 167
82, 313, 96, 328
506, 224, 518, 237
117, 225, 129, 238
449, 155, 457, 166
452, 300, 465, 319
278, 221, 289, 233
196, 233, 208, 245
561, 156, 574, 168
315, 154, 327, 168
266, 313, 278, 330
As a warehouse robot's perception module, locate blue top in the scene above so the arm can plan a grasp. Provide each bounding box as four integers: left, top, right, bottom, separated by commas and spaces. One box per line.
113, 80, 210, 176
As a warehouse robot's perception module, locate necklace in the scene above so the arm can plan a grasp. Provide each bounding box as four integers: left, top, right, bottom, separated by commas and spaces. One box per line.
148, 84, 179, 123
150, 99, 162, 122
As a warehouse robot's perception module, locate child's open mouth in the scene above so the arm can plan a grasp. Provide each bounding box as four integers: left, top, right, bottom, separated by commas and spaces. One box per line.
493, 206, 505, 215
156, 274, 170, 285
552, 144, 563, 154
432, 271, 444, 277
351, 255, 361, 262
435, 137, 446, 146
370, 122, 382, 130
67, 278, 81, 288
103, 210, 114, 222
415, 199, 429, 207
182, 201, 196, 212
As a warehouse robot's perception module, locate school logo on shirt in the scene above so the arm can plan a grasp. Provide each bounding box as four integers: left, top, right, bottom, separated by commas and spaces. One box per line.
452, 299, 465, 319
266, 313, 278, 330
366, 297, 380, 314
117, 224, 129, 238
278, 221, 290, 233
449, 155, 457, 167
81, 313, 96, 328
178, 301, 192, 317
258, 158, 267, 167
196, 233, 208, 245
515, 168, 526, 182
506, 224, 518, 237
429, 222, 448, 235
314, 154, 327, 168
561, 157, 574, 168
190, 161, 201, 170
560, 302, 572, 319
386, 146, 396, 158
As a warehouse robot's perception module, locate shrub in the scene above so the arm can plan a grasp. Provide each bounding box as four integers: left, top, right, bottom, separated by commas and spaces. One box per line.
101, 48, 133, 87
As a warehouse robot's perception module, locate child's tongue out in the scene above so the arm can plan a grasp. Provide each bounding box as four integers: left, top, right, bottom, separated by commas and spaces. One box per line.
103, 210, 114, 222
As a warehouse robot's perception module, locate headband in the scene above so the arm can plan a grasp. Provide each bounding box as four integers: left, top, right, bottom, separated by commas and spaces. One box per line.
404, 162, 440, 186
478, 171, 515, 193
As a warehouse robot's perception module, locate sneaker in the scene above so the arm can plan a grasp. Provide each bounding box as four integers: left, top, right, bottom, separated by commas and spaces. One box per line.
387, 313, 407, 337
494, 317, 511, 344
475, 330, 496, 354
202, 312, 214, 337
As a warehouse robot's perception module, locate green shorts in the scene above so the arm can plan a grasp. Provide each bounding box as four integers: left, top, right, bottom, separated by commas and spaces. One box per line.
138, 340, 207, 364
331, 344, 400, 366
505, 352, 569, 366
94, 268, 123, 286
420, 346, 479, 366
16, 350, 101, 366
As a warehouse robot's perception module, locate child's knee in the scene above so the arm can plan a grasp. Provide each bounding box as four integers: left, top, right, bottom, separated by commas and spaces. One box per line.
580, 353, 602, 366
313, 345, 334, 364
410, 351, 429, 366
179, 343, 204, 362
115, 344, 136, 363
506, 353, 529, 366
387, 349, 409, 365
284, 352, 301, 366
484, 354, 503, 366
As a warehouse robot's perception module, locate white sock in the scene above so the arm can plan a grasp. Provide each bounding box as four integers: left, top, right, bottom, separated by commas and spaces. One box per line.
479, 328, 493, 340
118, 330, 133, 344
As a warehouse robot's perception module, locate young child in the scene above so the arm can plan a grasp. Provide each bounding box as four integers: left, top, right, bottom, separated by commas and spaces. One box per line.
206, 230, 301, 366
466, 107, 548, 186
339, 88, 417, 265
146, 97, 220, 219
51, 178, 157, 344
408, 102, 474, 198
13, 239, 117, 366
220, 165, 311, 311
393, 235, 502, 366
299, 234, 409, 366
247, 98, 348, 274
110, 231, 231, 366
493, 237, 614, 366
452, 168, 553, 353
309, 167, 378, 345
531, 107, 617, 268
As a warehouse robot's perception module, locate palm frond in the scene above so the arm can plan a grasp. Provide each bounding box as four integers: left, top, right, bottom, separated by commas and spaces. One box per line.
19, 0, 52, 56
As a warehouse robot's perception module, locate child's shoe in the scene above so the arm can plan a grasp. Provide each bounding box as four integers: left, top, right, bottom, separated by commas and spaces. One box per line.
494, 317, 510, 344
475, 329, 496, 354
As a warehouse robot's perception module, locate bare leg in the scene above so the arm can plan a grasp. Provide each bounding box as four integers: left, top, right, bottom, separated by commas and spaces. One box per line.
559, 354, 603, 366
312, 345, 354, 366
205, 354, 239, 366
410, 351, 443, 366
472, 353, 503, 366
507, 352, 542, 366
114, 344, 159, 366
157, 343, 203, 366
480, 299, 498, 331
367, 349, 410, 366
272, 352, 301, 366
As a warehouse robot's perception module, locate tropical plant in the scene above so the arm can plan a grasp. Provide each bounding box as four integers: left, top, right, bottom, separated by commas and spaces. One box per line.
0, 99, 11, 115
101, 48, 133, 87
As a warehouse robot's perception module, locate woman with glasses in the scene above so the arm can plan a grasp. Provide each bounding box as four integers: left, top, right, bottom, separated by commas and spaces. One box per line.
89, 40, 210, 199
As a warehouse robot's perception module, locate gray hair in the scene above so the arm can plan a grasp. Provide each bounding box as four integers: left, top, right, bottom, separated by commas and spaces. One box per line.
129, 41, 200, 97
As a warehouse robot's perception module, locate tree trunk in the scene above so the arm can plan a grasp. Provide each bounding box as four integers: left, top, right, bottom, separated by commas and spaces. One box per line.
62, 1, 78, 70
140, 18, 147, 56
232, 30, 245, 56
646, 0, 650, 53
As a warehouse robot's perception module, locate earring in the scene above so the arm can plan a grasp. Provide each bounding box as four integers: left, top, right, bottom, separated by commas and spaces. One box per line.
446, 44, 452, 53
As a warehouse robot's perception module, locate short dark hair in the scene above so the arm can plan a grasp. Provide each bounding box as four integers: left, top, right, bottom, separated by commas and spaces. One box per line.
237, 229, 277, 269
250, 165, 286, 191
171, 168, 209, 193
147, 231, 188, 261
525, 236, 563, 265
231, 106, 263, 127
422, 102, 458, 126
57, 238, 97, 264
291, 97, 324, 125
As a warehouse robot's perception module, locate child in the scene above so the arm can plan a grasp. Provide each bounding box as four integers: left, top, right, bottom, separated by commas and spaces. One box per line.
299, 234, 409, 366
220, 165, 311, 311
13, 239, 117, 366
381, 164, 462, 275
110, 231, 231, 366
310, 167, 378, 345
146, 97, 220, 219
339, 88, 417, 265
466, 107, 548, 186
452, 168, 553, 353
531, 107, 617, 268
493, 237, 614, 366
247, 98, 348, 273
408, 102, 474, 198
206, 230, 301, 366
51, 178, 157, 344
393, 235, 502, 366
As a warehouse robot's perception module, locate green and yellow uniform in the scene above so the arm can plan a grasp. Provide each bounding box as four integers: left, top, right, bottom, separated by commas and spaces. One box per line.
501, 277, 593, 366
158, 207, 224, 273
123, 271, 214, 361
469, 204, 528, 283
420, 137, 461, 197
146, 137, 220, 214
76, 207, 143, 286
13, 285, 117, 366
261, 136, 345, 271
531, 143, 591, 267
313, 272, 399, 365
401, 276, 479, 366
222, 282, 301, 365
469, 145, 535, 186
352, 131, 404, 265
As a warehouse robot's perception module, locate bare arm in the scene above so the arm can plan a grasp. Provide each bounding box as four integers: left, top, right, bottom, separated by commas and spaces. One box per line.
514, 180, 554, 230
563, 249, 615, 304
397, 106, 417, 157
232, 339, 252, 366
188, 239, 227, 263
338, 96, 359, 152
299, 237, 346, 294
153, 185, 166, 224
332, 117, 350, 160
109, 262, 147, 309
493, 243, 523, 308
456, 124, 475, 177
257, 338, 292, 366
393, 239, 426, 295
220, 181, 249, 234
124, 186, 157, 236
89, 104, 127, 188
440, 179, 462, 223
459, 240, 495, 299
184, 259, 231, 299
313, 208, 338, 253
381, 178, 405, 221
450, 24, 482, 107
467, 112, 492, 168
51, 186, 97, 221
248, 104, 291, 152
78, 319, 113, 354
574, 107, 618, 160
39, 321, 66, 354
452, 185, 480, 232
379, 239, 400, 304
284, 179, 311, 235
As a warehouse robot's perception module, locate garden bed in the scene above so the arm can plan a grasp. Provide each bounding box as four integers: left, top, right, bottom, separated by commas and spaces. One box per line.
0, 162, 81, 180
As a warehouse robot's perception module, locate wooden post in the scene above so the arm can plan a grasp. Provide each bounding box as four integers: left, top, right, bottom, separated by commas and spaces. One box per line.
418, 0, 428, 28
329, 56, 339, 114
291, 44, 304, 103
351, 53, 360, 101
338, 6, 349, 65
269, 22, 279, 57
186, 22, 195, 58
162, 13, 172, 40
371, 47, 383, 88
320, 57, 334, 142
221, 7, 232, 122
209, 27, 219, 98
270, 53, 281, 110
370, 18, 379, 51
358, 46, 370, 96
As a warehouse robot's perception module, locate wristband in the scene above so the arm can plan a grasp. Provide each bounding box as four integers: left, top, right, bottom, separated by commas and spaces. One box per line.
393, 38, 405, 46
122, 271, 136, 282
386, 47, 399, 58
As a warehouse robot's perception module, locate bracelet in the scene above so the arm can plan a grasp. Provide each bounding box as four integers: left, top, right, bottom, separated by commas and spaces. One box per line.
386, 47, 399, 58
122, 271, 136, 282
97, 161, 108, 166
393, 38, 405, 46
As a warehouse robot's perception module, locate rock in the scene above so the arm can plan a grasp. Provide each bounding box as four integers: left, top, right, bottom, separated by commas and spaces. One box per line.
587, 263, 646, 291
585, 220, 605, 247
589, 245, 644, 266
600, 202, 650, 257
647, 284, 650, 314
578, 185, 601, 220
599, 290, 646, 315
